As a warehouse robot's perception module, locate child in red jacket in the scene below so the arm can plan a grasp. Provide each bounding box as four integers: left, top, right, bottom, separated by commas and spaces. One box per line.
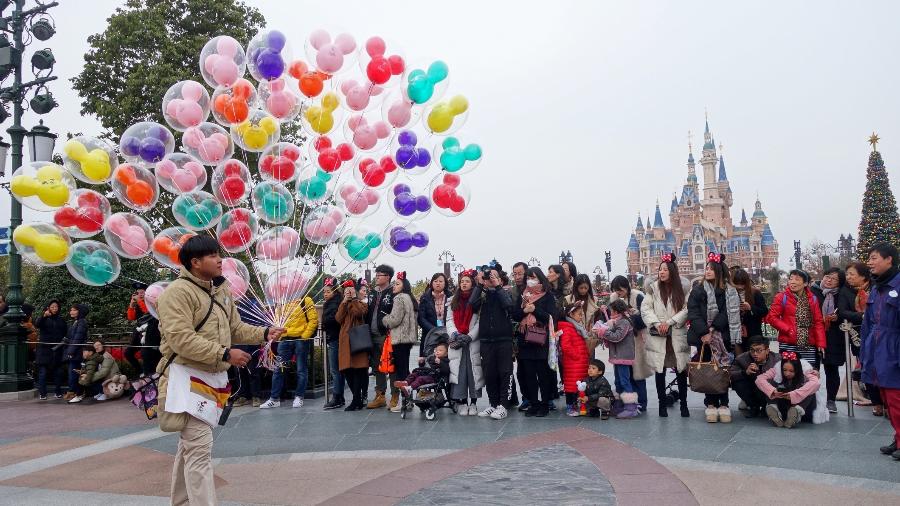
557, 302, 589, 417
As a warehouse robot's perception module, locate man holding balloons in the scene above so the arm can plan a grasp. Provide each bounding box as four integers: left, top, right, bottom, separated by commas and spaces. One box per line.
156, 235, 285, 505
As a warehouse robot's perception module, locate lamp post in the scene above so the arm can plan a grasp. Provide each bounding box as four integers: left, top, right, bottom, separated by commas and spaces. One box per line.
527, 256, 541, 267
437, 249, 454, 280
604, 251, 612, 276
0, 0, 59, 394
362, 261, 376, 283
559, 250, 573, 264
793, 240, 802, 270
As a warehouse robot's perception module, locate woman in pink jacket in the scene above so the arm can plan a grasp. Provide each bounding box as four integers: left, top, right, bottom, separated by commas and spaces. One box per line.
755, 351, 820, 428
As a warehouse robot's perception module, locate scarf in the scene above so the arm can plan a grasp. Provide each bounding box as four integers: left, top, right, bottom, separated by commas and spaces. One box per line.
518, 285, 546, 331
566, 317, 588, 339
821, 286, 838, 320
452, 290, 474, 335
855, 285, 869, 313
703, 281, 742, 345
433, 291, 446, 322
875, 266, 899, 288
794, 289, 812, 347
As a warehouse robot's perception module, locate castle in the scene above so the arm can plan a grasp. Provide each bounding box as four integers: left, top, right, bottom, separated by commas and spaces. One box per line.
626, 118, 778, 279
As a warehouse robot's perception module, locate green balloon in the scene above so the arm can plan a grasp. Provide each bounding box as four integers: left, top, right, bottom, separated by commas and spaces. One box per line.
186, 204, 213, 228
298, 175, 327, 201
262, 192, 289, 220
84, 255, 113, 284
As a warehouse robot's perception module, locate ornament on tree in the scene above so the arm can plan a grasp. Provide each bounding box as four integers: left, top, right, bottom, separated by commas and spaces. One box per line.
856, 133, 900, 260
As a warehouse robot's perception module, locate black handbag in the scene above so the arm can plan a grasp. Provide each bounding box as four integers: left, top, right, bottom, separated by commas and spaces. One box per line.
349, 324, 373, 354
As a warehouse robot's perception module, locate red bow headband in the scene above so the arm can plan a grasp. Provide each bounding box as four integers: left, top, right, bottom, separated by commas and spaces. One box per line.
461, 269, 477, 279
661, 252, 675, 263
707, 252, 723, 264
324, 277, 335, 287
397, 271, 406, 281
358, 278, 368, 287
781, 351, 797, 361
341, 279, 355, 288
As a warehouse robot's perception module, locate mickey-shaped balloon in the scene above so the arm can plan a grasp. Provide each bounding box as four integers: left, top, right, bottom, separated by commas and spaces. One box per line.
264, 267, 310, 303
394, 130, 431, 174
382, 87, 423, 129
363, 36, 405, 86
251, 181, 294, 224
231, 109, 280, 152
407, 60, 449, 105
311, 135, 354, 173
216, 207, 258, 254
307, 29, 357, 74
173, 191, 223, 231
385, 224, 429, 257
436, 136, 482, 174
200, 35, 246, 88
151, 227, 196, 269
339, 227, 383, 263
259, 77, 301, 122
221, 257, 251, 298
338, 182, 380, 217
111, 163, 159, 212
183, 122, 233, 165
66, 241, 120, 286
103, 212, 154, 259
391, 183, 431, 220
302, 205, 345, 246
302, 92, 341, 135
12, 223, 71, 266
297, 168, 334, 205
356, 155, 398, 188
211, 159, 251, 206
425, 95, 469, 135
144, 281, 169, 319
346, 114, 390, 151
259, 142, 303, 183
155, 153, 207, 194
62, 137, 117, 184
10, 162, 76, 211
289, 60, 331, 98
54, 189, 110, 239
162, 80, 210, 132
340, 79, 383, 112
212, 78, 257, 126
256, 226, 300, 264
247, 29, 291, 82
119, 122, 175, 168
431, 173, 470, 216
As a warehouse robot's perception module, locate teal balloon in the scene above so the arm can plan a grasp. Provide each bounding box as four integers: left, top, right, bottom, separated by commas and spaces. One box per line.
173, 197, 191, 216
262, 192, 289, 221
76, 251, 114, 285
439, 137, 482, 173
185, 204, 214, 228
364, 233, 382, 248
406, 60, 449, 105
298, 171, 330, 201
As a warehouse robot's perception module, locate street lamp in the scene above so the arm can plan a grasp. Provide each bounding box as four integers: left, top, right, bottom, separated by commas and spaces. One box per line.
437, 249, 454, 279
25, 119, 54, 161
559, 250, 573, 264
0, 0, 60, 394
527, 256, 541, 267
0, 135, 8, 176
604, 251, 612, 275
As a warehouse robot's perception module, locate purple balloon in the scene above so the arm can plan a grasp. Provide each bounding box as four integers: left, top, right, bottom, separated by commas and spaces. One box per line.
392, 230, 413, 252
411, 232, 429, 248
393, 183, 411, 196
139, 138, 166, 163
415, 195, 431, 212
121, 136, 140, 157
390, 226, 404, 235
395, 146, 416, 168
415, 149, 431, 167
148, 125, 170, 142
267, 30, 286, 52
256, 49, 285, 80
398, 130, 417, 146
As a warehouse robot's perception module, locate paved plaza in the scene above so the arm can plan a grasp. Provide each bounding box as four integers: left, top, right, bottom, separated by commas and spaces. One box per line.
0, 366, 897, 506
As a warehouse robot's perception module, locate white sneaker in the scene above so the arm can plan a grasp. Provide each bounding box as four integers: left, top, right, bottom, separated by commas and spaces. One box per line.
68, 395, 84, 404
705, 406, 717, 423
477, 406, 496, 417
93, 393, 103, 400
490, 405, 508, 420
95, 393, 107, 401
717, 406, 732, 423
468, 404, 478, 416
458, 403, 469, 416
292, 397, 304, 409
259, 399, 280, 409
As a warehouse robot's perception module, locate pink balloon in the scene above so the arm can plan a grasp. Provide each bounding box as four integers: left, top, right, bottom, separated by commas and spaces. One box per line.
183, 127, 204, 148
327, 209, 344, 225
172, 170, 198, 192
304, 218, 336, 242
348, 115, 390, 150
205, 54, 239, 87
184, 161, 205, 178
121, 227, 150, 256
365, 36, 386, 57
266, 273, 309, 301
387, 100, 412, 128
217, 36, 239, 58
174, 100, 204, 127
309, 29, 330, 50
339, 183, 357, 200
106, 214, 129, 236
266, 90, 297, 118
181, 81, 204, 102
156, 159, 176, 178
363, 188, 379, 204
334, 33, 357, 54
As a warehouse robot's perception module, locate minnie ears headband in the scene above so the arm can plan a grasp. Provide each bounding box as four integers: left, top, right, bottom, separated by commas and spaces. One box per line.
661, 252, 676, 263
460, 268, 477, 278
707, 252, 726, 264
324, 277, 335, 287
781, 351, 797, 361
397, 271, 406, 281
341, 279, 355, 288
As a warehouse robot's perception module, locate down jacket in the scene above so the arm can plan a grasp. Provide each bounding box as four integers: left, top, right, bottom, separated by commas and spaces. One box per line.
79, 351, 120, 386
640, 278, 691, 373
382, 293, 419, 345
282, 296, 318, 339
445, 298, 483, 390
557, 320, 589, 393
764, 288, 826, 349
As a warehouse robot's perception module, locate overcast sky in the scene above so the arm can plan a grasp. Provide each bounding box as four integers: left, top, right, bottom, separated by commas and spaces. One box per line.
3, 0, 900, 283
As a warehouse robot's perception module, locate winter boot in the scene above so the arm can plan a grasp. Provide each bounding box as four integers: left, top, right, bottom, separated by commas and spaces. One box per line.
367, 391, 386, 409
388, 391, 399, 410
616, 393, 640, 419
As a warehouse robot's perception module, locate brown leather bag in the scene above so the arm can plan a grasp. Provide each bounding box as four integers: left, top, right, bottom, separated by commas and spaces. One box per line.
687, 344, 731, 394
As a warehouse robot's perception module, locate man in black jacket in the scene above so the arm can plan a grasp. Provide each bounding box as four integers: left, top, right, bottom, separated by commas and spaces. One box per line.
322, 279, 345, 410
35, 300, 67, 400
366, 264, 394, 409
473, 266, 515, 419
729, 335, 779, 418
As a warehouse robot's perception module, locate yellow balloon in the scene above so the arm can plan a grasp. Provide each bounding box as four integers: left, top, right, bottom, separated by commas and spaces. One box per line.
259, 116, 277, 135
37, 181, 70, 207
10, 175, 39, 197
243, 126, 268, 150
34, 234, 69, 264
427, 104, 454, 133
449, 95, 469, 114
36, 164, 62, 182
64, 139, 88, 160
235, 121, 250, 135
81, 150, 112, 182
12, 225, 39, 246
322, 92, 339, 112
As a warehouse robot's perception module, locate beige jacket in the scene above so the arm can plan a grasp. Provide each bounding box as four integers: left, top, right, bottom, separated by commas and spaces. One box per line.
640, 278, 691, 373
382, 293, 419, 345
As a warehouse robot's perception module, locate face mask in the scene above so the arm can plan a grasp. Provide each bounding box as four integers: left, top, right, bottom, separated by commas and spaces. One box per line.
526, 279, 539, 288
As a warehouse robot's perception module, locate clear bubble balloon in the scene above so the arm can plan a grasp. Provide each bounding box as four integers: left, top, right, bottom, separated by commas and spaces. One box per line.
151, 227, 197, 269
391, 130, 432, 176
182, 122, 234, 166
211, 159, 251, 206
337, 181, 380, 218
119, 122, 175, 168
338, 77, 384, 113
304, 29, 358, 75
173, 191, 223, 231
199, 35, 247, 88
111, 163, 159, 212
296, 166, 335, 206
211, 78, 257, 127
423, 94, 469, 136
381, 87, 423, 130
61, 136, 118, 184
144, 281, 170, 319
162, 80, 211, 132
384, 222, 430, 257
155, 152, 207, 194
302, 204, 346, 246
430, 172, 471, 217
338, 225, 383, 263
263, 266, 311, 305
9, 162, 76, 211
222, 257, 251, 299
216, 207, 258, 254
434, 135, 483, 174
256, 226, 301, 264
66, 240, 121, 286
231, 109, 280, 152
343, 111, 391, 152
258, 142, 303, 184
103, 212, 153, 259
258, 77, 301, 122
247, 29, 292, 82
53, 189, 111, 239
252, 181, 294, 224
405, 60, 450, 106
12, 223, 71, 267
301, 91, 343, 136
353, 154, 398, 190
359, 36, 406, 88
389, 182, 431, 221
308, 134, 355, 174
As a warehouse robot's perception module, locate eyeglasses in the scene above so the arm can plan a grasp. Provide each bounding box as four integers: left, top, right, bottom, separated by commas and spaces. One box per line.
375, 273, 389, 277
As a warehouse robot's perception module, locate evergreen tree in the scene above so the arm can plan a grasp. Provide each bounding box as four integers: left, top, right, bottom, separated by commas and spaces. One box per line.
857, 135, 900, 260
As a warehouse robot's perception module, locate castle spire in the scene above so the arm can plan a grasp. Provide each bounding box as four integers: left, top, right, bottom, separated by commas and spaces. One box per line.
740, 208, 748, 225
654, 200, 664, 228
670, 193, 678, 213
703, 112, 715, 150
753, 195, 767, 218
636, 213, 644, 231
718, 155, 728, 181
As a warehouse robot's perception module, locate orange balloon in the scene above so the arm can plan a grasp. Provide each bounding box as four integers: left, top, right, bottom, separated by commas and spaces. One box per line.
115, 164, 136, 185
299, 73, 324, 98
232, 79, 253, 100
126, 180, 153, 206
215, 95, 249, 124
152, 236, 175, 255
289, 60, 308, 79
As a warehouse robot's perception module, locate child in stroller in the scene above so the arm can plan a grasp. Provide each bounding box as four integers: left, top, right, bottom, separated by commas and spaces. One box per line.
395, 329, 453, 420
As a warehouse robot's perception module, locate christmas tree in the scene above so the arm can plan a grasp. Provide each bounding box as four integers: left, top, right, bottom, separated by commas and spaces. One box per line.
857, 133, 900, 260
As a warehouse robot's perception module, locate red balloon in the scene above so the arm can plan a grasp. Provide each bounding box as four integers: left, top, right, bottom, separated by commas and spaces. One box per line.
221, 177, 246, 202
379, 156, 397, 173
77, 192, 101, 208
449, 194, 466, 213
367, 58, 392, 85
223, 160, 243, 177
314, 136, 332, 151
336, 143, 354, 161
54, 207, 78, 227
388, 55, 405, 74
432, 185, 452, 208
78, 207, 104, 232
443, 173, 461, 187
282, 145, 301, 161
269, 156, 295, 181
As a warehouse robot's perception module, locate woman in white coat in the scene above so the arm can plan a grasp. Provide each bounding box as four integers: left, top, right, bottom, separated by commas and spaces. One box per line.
641, 253, 691, 418
446, 271, 484, 415
609, 275, 652, 411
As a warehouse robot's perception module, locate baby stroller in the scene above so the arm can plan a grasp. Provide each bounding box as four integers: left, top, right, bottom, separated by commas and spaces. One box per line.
660, 368, 682, 407
400, 327, 456, 421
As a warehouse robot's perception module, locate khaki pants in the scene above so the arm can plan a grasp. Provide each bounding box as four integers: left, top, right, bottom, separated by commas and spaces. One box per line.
170, 415, 215, 506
